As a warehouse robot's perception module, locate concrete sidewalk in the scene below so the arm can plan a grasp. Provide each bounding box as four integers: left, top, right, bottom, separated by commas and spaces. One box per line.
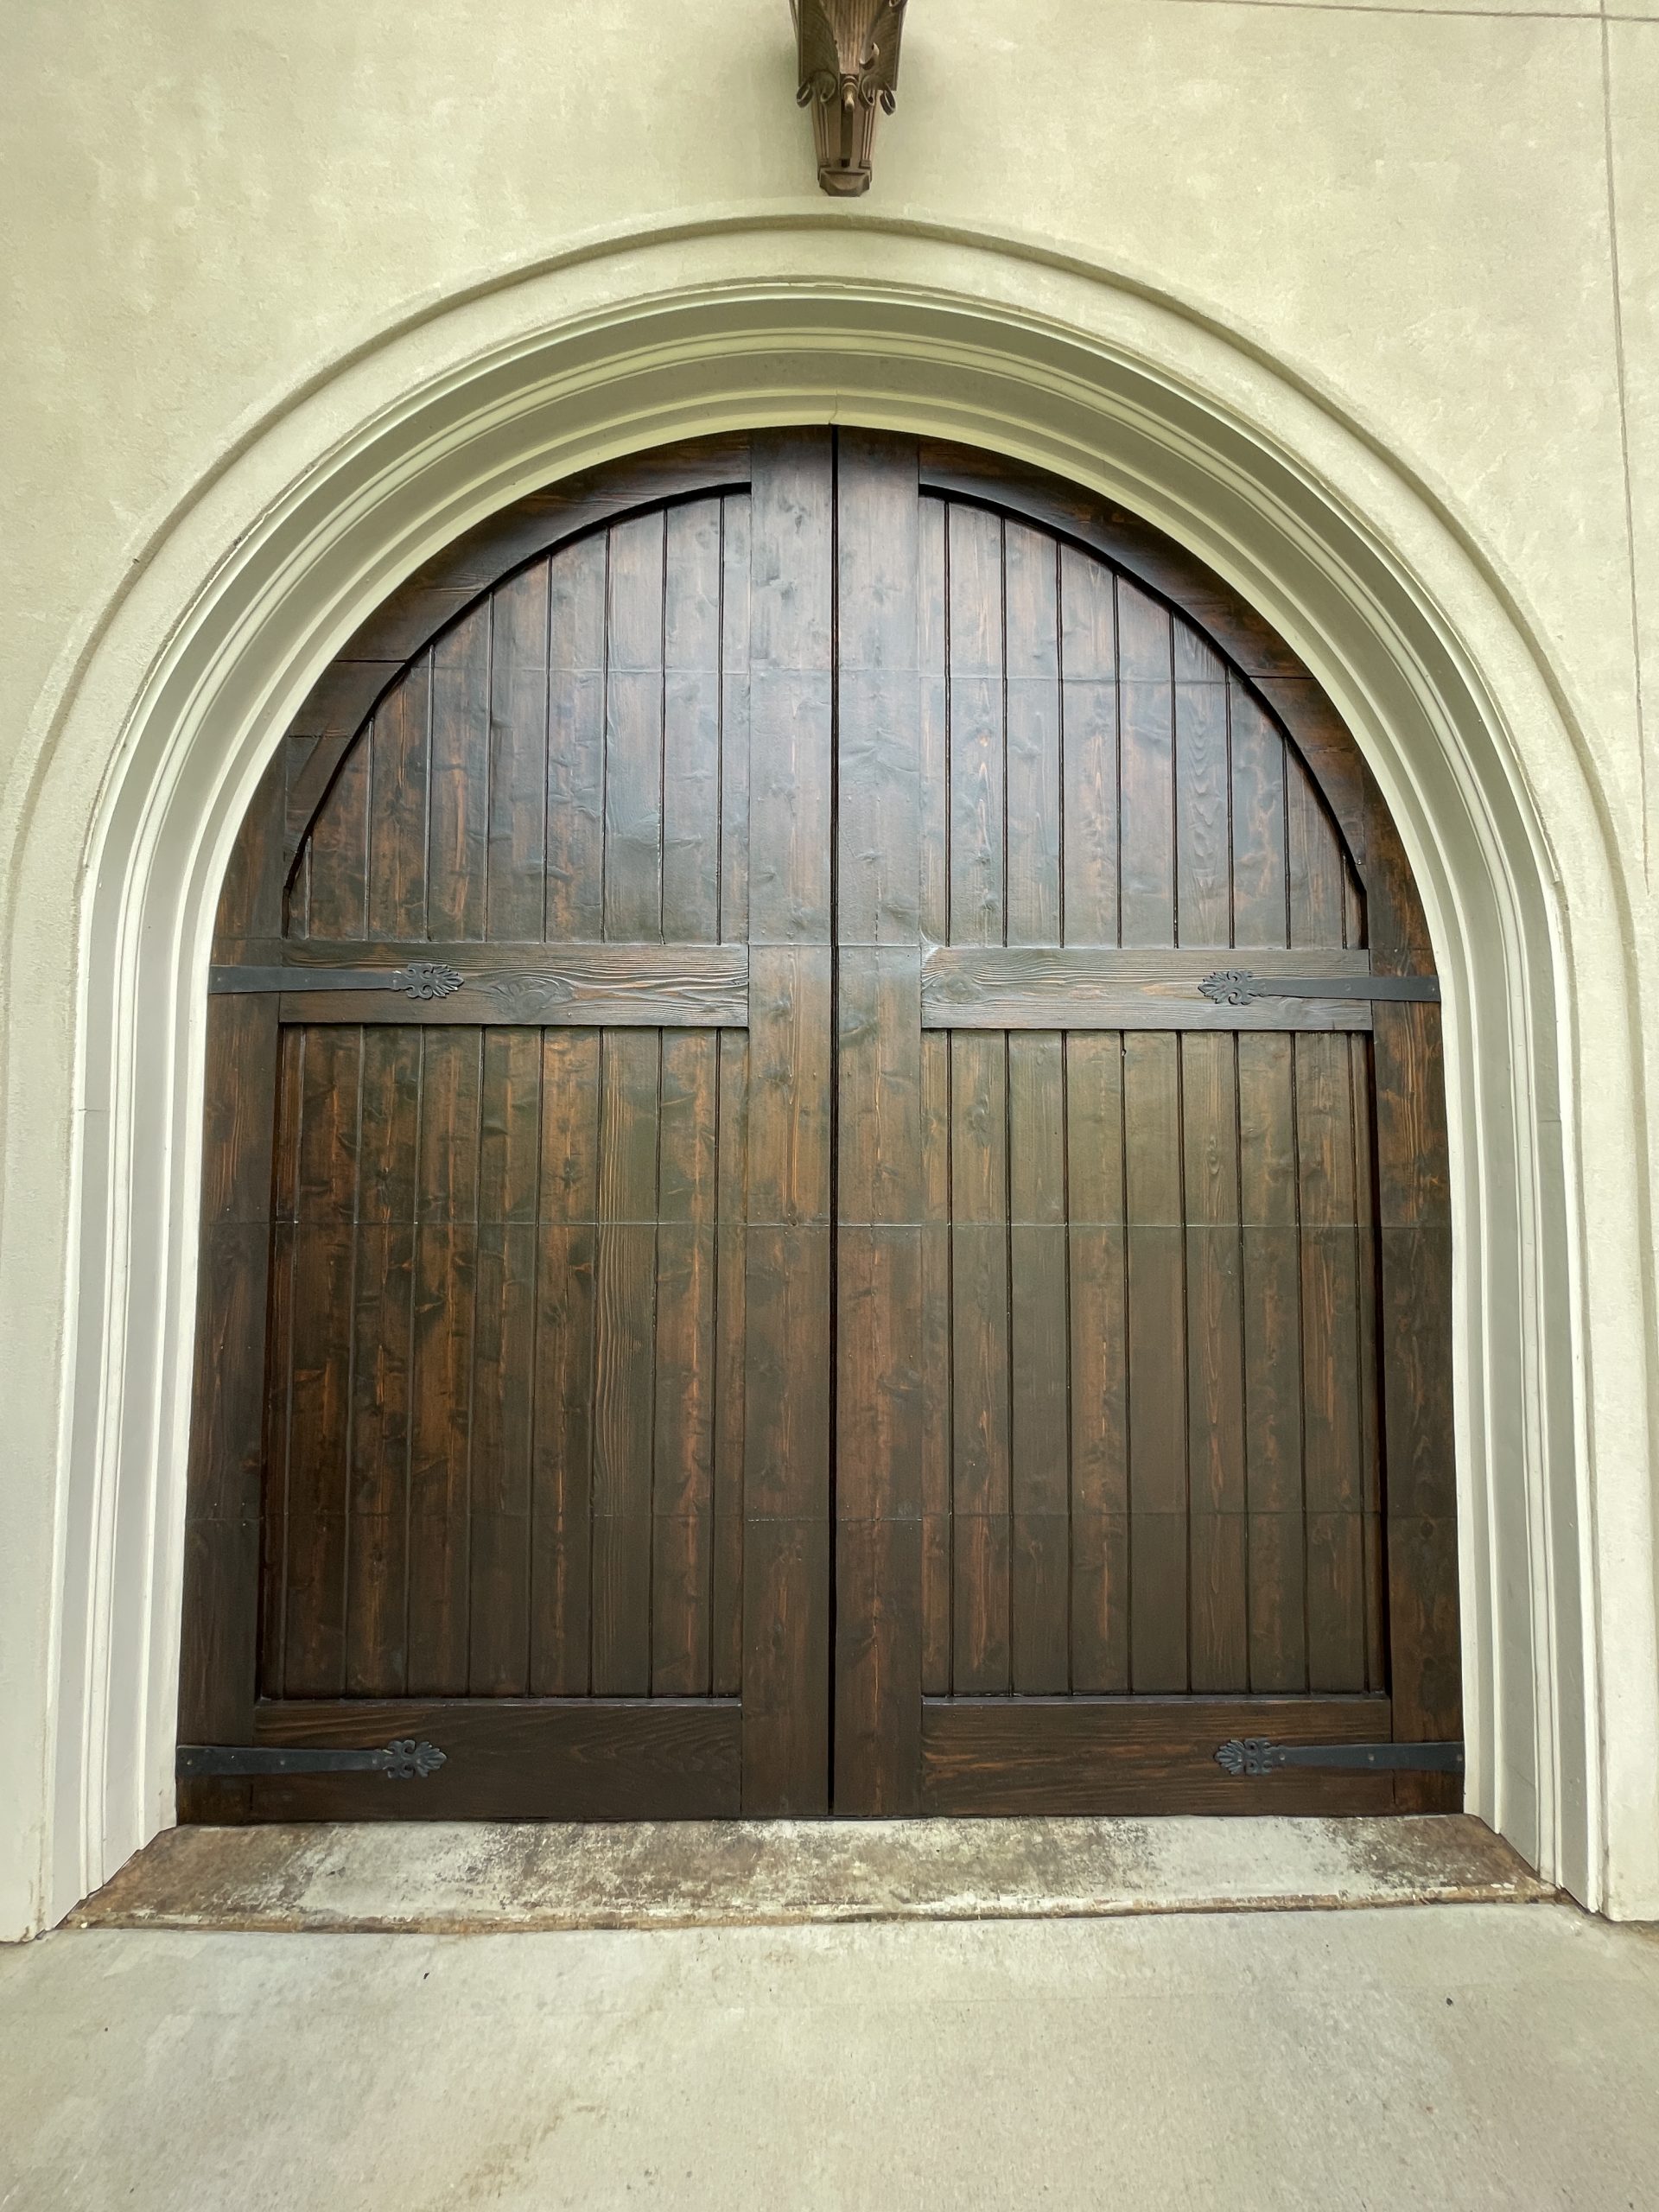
3, 1900, 1656, 2209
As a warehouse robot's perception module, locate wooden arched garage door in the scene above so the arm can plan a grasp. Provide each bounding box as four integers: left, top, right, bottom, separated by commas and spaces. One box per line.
179, 431, 1459, 1822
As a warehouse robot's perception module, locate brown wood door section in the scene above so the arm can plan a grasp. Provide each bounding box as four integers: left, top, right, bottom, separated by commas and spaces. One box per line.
180, 431, 1459, 1821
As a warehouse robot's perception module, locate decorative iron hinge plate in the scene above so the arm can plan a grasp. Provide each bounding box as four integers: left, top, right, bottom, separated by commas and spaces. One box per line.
209, 962, 465, 1000
1199, 970, 1440, 1007
177, 1738, 448, 1780
1214, 1738, 1464, 1777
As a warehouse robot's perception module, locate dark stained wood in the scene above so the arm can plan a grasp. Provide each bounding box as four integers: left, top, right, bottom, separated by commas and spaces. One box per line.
1182, 1032, 1249, 1694
741, 429, 835, 1815
178, 777, 288, 1817
283, 439, 752, 868
231, 943, 750, 1028
249, 1698, 740, 1820
921, 945, 1376, 1032
185, 431, 1457, 1830
1066, 1033, 1130, 1694
1123, 1031, 1189, 1693
921, 1695, 1395, 1815
833, 430, 924, 1815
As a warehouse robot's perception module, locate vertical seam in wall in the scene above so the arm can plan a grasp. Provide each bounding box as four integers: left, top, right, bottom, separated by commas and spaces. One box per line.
1599, 10, 1650, 885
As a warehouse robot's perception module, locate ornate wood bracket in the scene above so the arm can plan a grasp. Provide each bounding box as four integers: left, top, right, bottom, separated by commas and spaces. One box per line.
793, 0, 908, 196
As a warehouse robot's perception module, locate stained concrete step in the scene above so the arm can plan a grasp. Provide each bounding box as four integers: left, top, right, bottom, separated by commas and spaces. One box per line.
72, 1814, 1549, 1933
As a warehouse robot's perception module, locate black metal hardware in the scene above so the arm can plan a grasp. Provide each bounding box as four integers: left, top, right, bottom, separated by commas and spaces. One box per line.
1199, 969, 1440, 1007
177, 1738, 448, 1780
1214, 1737, 1464, 1777
209, 962, 465, 1001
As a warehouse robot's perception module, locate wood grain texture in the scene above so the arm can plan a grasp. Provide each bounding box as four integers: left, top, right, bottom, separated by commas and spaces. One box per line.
741, 430, 835, 1814
256, 482, 758, 1766
248, 1697, 741, 1820
188, 434, 1456, 1829
259, 944, 750, 1028
921, 946, 1376, 1032
833, 432, 925, 1815
920, 1695, 1396, 1815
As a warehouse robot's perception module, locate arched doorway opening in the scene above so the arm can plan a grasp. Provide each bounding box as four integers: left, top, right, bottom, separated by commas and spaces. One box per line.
24, 235, 1648, 1930
179, 428, 1458, 1821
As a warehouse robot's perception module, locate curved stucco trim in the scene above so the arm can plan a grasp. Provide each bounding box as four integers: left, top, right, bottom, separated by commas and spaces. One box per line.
3, 221, 1652, 1934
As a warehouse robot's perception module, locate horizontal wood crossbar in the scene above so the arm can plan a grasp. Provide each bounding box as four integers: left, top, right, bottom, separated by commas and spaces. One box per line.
238, 1698, 743, 1819
919, 1694, 1400, 1815
919, 947, 1422, 1032
210, 943, 750, 1027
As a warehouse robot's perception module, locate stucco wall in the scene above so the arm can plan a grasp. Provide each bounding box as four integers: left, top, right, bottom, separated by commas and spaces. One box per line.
3, 0, 1658, 1936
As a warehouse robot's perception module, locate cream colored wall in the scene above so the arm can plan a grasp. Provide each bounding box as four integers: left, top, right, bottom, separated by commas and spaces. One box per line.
3, 0, 1657, 1936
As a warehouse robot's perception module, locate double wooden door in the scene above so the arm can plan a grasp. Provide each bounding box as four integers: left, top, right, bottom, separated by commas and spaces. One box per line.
180, 430, 1459, 1821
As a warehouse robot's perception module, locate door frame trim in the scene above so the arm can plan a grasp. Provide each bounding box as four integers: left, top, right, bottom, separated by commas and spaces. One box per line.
10, 219, 1649, 1929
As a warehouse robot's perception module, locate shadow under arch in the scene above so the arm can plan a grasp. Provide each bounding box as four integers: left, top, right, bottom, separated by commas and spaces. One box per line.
16, 221, 1656, 1929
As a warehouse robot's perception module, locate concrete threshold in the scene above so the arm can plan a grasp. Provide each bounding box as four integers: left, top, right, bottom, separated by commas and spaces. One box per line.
71, 1813, 1548, 1933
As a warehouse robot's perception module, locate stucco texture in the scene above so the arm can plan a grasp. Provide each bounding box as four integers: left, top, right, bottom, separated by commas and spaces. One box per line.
3, 0, 1656, 1936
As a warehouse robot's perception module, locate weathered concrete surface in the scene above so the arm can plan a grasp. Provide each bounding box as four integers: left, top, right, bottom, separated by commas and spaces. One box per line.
70, 1815, 1548, 1934
3, 1903, 1656, 2209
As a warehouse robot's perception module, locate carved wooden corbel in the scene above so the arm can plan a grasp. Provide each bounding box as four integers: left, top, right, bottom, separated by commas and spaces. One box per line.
792, 0, 909, 197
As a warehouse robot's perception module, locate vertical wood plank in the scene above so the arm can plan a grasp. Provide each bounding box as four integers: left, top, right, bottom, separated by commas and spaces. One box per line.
591, 1028, 660, 1696
950, 1031, 1011, 1694
1008, 1033, 1070, 1693
1295, 1034, 1366, 1692
1229, 681, 1288, 948
1288, 752, 1346, 949
719, 495, 752, 946
652, 1030, 719, 1695
467, 1029, 543, 1694
406, 1027, 480, 1694
1174, 628, 1231, 950
835, 437, 925, 1816
836, 432, 921, 949
919, 1033, 953, 1694
1123, 1029, 1187, 1690
345, 1026, 420, 1695
1117, 581, 1175, 950
428, 604, 491, 942
1374, 988, 1459, 1789
1002, 524, 1069, 1693
365, 661, 431, 943
1066, 1033, 1129, 1692
748, 432, 832, 949
1004, 522, 1061, 947
282, 1026, 362, 1696
663, 500, 724, 944
1236, 1033, 1307, 1692
917, 499, 954, 1693
303, 741, 370, 941
545, 534, 607, 944
1182, 1031, 1248, 1692
947, 501, 1005, 949
486, 563, 550, 942
743, 429, 834, 1814
181, 945, 281, 1797
1059, 544, 1119, 947
530, 1028, 601, 1695
710, 1030, 749, 1696
604, 512, 667, 944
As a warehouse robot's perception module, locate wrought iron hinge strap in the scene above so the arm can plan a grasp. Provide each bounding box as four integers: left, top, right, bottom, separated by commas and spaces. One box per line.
177, 1738, 447, 1780
1200, 969, 1440, 1007
1214, 1737, 1464, 1777
210, 963, 464, 1001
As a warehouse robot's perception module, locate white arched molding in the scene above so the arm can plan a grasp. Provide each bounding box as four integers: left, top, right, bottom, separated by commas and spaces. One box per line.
5, 221, 1655, 1935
